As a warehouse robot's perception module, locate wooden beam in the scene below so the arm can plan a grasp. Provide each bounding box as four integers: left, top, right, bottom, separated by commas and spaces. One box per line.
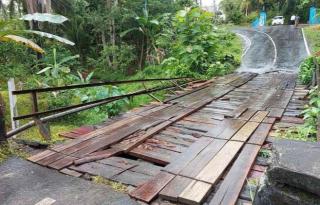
7, 78, 19, 131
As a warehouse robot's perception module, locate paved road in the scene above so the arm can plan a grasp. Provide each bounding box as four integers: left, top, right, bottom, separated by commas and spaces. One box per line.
0, 158, 138, 205
235, 25, 309, 73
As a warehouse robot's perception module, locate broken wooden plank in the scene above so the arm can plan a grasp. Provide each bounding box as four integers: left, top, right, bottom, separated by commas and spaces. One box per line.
129, 172, 175, 203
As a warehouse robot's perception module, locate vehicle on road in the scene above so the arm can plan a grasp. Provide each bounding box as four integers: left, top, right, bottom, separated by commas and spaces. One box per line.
272, 16, 285, 25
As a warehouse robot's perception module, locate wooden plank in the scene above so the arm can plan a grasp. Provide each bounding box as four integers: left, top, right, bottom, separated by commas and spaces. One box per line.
153, 133, 195, 147
52, 115, 142, 152
179, 139, 227, 179
163, 137, 213, 175
73, 148, 120, 165
129, 144, 178, 165
208, 144, 261, 205
231, 121, 260, 142
249, 111, 269, 123
36, 152, 65, 166
178, 180, 212, 205
28, 150, 56, 163
145, 139, 187, 153
247, 123, 273, 146
263, 117, 276, 124
207, 119, 246, 140
98, 156, 138, 170
238, 109, 257, 121
112, 170, 153, 187
60, 168, 82, 177
48, 156, 78, 170
129, 172, 175, 203
267, 108, 285, 119
69, 162, 125, 179
159, 176, 193, 202
281, 116, 304, 124
195, 141, 243, 184
131, 161, 162, 176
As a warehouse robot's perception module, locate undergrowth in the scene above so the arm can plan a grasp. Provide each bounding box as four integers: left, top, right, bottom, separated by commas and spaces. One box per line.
92, 176, 128, 193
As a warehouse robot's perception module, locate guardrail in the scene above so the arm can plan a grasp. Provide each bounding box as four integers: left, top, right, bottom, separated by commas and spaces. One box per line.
0, 77, 191, 142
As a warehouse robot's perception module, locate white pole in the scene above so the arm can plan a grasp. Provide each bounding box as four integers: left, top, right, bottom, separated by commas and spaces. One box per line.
8, 78, 19, 132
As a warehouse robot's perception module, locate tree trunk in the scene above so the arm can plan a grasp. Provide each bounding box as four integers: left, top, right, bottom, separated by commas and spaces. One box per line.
0, 93, 7, 143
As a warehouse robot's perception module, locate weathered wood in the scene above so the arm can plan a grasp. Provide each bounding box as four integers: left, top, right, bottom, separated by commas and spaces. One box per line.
129, 144, 178, 165
60, 168, 83, 177
159, 176, 193, 202
129, 172, 175, 203
267, 108, 285, 119
179, 139, 227, 179
69, 162, 125, 179
48, 156, 78, 170
249, 111, 269, 123
73, 148, 120, 165
98, 156, 138, 170
208, 144, 260, 205
231, 121, 260, 142
163, 137, 213, 175
206, 119, 246, 140
247, 123, 273, 146
195, 141, 243, 184
131, 161, 162, 176
178, 180, 212, 205
8, 78, 19, 131
113, 170, 153, 187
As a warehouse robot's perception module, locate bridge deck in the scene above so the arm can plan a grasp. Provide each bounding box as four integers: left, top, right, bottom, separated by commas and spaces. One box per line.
28, 72, 308, 205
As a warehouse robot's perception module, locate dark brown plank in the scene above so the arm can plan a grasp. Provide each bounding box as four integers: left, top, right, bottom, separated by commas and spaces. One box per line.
207, 119, 246, 140
163, 137, 213, 175
129, 172, 175, 203
73, 148, 121, 165
159, 176, 193, 202
129, 144, 178, 165
208, 144, 261, 205
28, 150, 56, 163
48, 156, 78, 170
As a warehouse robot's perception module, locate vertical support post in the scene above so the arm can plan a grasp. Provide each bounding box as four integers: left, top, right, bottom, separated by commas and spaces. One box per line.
0, 93, 7, 143
31, 92, 51, 141
8, 78, 19, 131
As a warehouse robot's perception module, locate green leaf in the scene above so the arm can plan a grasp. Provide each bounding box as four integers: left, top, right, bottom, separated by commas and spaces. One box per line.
27, 30, 75, 46
58, 55, 80, 66
20, 13, 68, 24
37, 66, 52, 74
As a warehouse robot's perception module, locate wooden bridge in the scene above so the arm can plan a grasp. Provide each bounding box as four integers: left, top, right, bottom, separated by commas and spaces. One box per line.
27, 71, 309, 205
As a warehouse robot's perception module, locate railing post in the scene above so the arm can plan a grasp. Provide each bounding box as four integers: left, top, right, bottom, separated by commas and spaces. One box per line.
0, 93, 7, 143
8, 78, 19, 132
31, 92, 51, 141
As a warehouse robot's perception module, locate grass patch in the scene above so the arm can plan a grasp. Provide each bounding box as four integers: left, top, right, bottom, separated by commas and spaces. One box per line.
304, 26, 320, 54
0, 142, 29, 164
92, 176, 128, 193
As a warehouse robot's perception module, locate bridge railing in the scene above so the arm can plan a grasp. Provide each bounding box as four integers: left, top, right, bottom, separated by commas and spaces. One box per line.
0, 77, 192, 142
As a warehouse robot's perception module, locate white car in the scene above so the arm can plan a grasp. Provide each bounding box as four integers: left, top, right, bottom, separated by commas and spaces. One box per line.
272, 16, 285, 25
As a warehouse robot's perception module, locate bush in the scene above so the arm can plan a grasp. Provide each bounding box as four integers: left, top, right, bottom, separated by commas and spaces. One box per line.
299, 57, 316, 85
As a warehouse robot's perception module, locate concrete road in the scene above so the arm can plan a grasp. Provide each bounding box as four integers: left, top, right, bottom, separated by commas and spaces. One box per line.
0, 158, 138, 205
235, 25, 309, 73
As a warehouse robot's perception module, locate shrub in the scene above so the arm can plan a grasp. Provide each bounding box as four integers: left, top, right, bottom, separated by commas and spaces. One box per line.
299, 57, 316, 85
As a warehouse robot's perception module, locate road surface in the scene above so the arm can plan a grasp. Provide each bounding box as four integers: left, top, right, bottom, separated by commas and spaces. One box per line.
235, 25, 309, 73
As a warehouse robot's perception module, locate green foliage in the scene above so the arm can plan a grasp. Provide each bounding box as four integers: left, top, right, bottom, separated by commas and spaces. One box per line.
278, 87, 319, 142
304, 26, 320, 54
220, 0, 244, 24
299, 57, 316, 85
161, 8, 240, 78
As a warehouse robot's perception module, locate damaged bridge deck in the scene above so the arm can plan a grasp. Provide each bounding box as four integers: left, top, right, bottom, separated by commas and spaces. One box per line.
28, 72, 309, 205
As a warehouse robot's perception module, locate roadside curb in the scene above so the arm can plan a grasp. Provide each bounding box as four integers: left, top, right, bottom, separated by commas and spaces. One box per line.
301, 28, 312, 56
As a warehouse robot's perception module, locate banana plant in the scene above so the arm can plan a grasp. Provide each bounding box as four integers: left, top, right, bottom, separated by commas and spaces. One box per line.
0, 13, 75, 54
